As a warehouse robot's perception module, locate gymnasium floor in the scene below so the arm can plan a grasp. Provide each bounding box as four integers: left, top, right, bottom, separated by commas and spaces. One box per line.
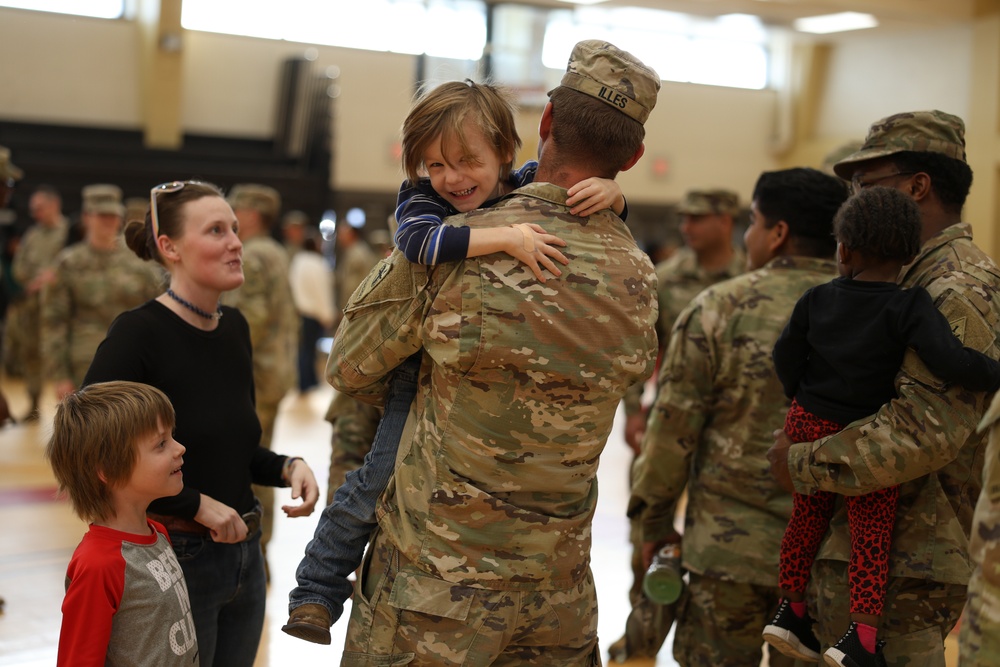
0, 378, 958, 666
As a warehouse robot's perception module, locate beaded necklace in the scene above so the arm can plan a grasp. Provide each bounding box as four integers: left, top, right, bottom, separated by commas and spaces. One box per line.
166, 288, 223, 322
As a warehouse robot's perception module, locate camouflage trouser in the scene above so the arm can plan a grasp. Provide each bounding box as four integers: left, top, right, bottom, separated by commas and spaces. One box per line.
6, 297, 41, 398
2, 299, 24, 377
343, 529, 601, 666
673, 574, 794, 667
325, 391, 381, 506
960, 563, 1000, 666
960, 438, 1000, 666
254, 398, 280, 552
801, 559, 966, 667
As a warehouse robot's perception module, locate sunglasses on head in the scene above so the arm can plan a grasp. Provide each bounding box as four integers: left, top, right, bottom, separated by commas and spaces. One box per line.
150, 180, 218, 238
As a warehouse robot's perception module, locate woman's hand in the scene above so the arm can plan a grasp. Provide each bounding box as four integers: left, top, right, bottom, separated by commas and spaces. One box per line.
282, 458, 319, 518
194, 494, 248, 544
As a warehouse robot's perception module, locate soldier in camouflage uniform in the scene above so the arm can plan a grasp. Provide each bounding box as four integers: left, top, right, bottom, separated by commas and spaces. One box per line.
614, 188, 748, 662
965, 393, 1000, 666
657, 189, 746, 349
221, 184, 298, 554
10, 183, 68, 419
324, 220, 380, 504
629, 168, 847, 667
42, 185, 163, 400
0, 147, 17, 612
769, 111, 1000, 667
326, 40, 660, 665
0, 147, 20, 428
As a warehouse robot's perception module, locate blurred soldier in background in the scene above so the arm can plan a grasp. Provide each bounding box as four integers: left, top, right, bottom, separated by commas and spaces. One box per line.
10, 182, 68, 420
222, 183, 298, 562
0, 146, 22, 428
612, 188, 747, 662
42, 184, 163, 400
324, 217, 379, 504
42, 184, 164, 400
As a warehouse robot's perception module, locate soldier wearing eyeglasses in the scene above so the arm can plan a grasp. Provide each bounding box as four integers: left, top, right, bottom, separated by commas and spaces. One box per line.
768, 110, 1000, 666
220, 183, 298, 564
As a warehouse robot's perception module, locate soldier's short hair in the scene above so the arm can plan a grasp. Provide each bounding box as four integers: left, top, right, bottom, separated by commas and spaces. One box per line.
32, 184, 61, 205
752, 167, 848, 259
884, 151, 973, 215
46, 381, 176, 523
835, 186, 921, 263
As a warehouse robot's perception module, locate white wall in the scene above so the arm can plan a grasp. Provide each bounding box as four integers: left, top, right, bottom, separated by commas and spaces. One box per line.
0, 7, 784, 204
0, 10, 142, 127
180, 30, 416, 192
0, 7, 979, 209
816, 24, 973, 140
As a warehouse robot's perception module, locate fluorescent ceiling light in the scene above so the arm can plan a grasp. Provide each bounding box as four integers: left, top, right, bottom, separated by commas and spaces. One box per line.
794, 12, 878, 34
555, 0, 609, 5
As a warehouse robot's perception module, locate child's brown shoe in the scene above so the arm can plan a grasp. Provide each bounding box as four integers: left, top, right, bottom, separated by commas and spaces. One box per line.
281, 603, 332, 645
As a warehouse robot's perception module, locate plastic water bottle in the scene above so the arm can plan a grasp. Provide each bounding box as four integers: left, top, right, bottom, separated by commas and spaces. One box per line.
642, 543, 683, 605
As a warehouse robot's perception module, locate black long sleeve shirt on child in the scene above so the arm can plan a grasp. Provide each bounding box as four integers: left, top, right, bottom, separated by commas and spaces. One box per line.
773, 277, 1000, 425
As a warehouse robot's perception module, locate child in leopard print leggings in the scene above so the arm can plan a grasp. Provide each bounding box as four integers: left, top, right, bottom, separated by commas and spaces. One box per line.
762, 186, 1000, 667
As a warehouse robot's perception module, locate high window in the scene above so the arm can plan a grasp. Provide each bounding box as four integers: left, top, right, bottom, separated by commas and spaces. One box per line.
0, 0, 123, 18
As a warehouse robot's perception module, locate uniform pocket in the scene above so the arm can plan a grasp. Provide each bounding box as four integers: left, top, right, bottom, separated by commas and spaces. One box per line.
388, 566, 474, 622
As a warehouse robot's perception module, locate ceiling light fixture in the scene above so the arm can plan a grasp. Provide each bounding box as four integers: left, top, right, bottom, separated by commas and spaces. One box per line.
793, 12, 878, 34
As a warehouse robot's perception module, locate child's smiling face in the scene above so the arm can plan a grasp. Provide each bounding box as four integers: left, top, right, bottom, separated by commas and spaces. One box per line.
422, 118, 512, 213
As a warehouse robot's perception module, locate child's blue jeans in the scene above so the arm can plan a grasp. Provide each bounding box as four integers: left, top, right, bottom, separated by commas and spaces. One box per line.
288, 353, 420, 623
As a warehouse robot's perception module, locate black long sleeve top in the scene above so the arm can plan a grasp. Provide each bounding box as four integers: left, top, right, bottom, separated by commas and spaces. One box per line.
84, 300, 287, 519
773, 277, 1000, 425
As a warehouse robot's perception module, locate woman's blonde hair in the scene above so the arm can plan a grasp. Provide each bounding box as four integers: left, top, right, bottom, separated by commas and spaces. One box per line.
46, 381, 176, 523
401, 80, 521, 185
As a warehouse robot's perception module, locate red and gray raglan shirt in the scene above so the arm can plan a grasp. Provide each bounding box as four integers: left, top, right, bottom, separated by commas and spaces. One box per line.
57, 520, 199, 666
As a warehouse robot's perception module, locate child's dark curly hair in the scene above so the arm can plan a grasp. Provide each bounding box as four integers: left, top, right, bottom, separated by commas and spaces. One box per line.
834, 186, 921, 263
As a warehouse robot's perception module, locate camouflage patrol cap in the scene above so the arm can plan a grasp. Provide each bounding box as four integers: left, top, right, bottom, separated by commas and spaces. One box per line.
833, 110, 966, 179
676, 189, 740, 216
82, 184, 126, 217
554, 40, 660, 124
0, 146, 23, 181
124, 197, 148, 224
282, 209, 308, 228
821, 140, 863, 177
227, 183, 282, 222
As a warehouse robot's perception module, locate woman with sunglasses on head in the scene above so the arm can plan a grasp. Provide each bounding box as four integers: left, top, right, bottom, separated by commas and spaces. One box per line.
83, 180, 320, 666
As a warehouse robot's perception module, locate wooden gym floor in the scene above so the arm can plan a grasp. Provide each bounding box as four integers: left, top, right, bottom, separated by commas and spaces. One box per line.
0, 377, 958, 666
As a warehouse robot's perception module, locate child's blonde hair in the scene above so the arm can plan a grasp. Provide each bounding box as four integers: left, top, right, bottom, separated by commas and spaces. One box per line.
401, 80, 521, 185
46, 381, 176, 523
